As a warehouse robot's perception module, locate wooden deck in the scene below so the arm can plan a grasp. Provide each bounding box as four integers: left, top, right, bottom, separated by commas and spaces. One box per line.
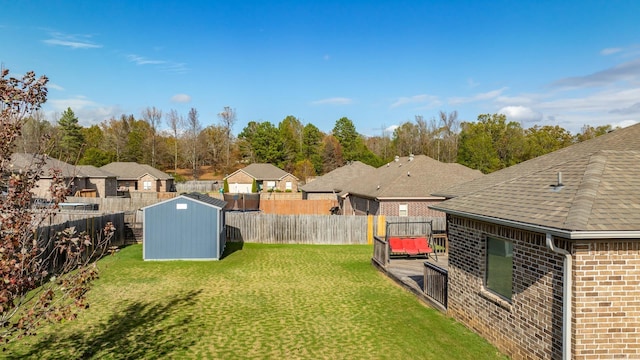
375, 254, 449, 312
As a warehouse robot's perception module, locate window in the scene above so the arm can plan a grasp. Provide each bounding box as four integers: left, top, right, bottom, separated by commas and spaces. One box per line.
266, 181, 276, 190
285, 181, 292, 190
398, 203, 408, 217
143, 181, 152, 190
485, 237, 513, 300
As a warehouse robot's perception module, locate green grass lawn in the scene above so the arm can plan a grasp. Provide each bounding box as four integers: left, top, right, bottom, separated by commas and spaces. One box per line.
5, 243, 506, 359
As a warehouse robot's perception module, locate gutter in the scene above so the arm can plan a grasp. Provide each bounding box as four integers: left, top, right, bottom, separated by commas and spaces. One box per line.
546, 233, 572, 360
430, 207, 640, 240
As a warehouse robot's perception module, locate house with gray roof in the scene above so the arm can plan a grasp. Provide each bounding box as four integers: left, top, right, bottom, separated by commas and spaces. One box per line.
429, 123, 640, 359
300, 161, 374, 200
223, 163, 298, 193
100, 162, 174, 193
340, 154, 483, 216
8, 153, 117, 199
75, 165, 118, 197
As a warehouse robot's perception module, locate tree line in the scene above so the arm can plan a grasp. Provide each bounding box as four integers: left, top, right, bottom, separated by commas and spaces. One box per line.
17, 105, 612, 182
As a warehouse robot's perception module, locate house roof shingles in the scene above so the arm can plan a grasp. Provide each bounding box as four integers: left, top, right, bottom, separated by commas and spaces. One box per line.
100, 162, 172, 180
345, 155, 483, 199
300, 161, 374, 193
226, 163, 297, 181
76, 165, 116, 178
10, 153, 78, 178
431, 123, 640, 233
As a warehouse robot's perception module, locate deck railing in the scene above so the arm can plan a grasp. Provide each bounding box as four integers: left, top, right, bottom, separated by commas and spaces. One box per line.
423, 261, 448, 308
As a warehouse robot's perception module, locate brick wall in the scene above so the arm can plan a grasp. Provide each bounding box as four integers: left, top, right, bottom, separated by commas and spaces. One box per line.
447, 215, 564, 359
573, 240, 640, 359
379, 199, 446, 217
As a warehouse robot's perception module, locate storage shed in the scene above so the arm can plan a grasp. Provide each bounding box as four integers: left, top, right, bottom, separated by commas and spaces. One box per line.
142, 193, 227, 260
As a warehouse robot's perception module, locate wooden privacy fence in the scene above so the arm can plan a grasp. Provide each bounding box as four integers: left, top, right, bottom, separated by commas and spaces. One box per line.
66, 196, 161, 212
259, 199, 338, 215
226, 213, 368, 244
36, 212, 125, 271
225, 214, 446, 245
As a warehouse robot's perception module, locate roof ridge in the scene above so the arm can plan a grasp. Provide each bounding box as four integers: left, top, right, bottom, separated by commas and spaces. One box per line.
564, 152, 607, 229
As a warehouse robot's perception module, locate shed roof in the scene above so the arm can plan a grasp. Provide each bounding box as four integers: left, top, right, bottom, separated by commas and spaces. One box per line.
225, 163, 297, 181
345, 155, 483, 199
300, 161, 374, 193
143, 192, 227, 211
431, 123, 640, 235
182, 192, 228, 208
100, 162, 173, 180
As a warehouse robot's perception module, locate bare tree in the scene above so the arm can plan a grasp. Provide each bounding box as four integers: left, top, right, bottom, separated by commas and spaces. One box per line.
437, 110, 459, 162
186, 108, 202, 180
166, 109, 183, 174
142, 106, 162, 168
217, 106, 236, 170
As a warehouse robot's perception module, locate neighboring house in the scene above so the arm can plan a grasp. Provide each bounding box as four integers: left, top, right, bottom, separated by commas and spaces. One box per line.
224, 163, 298, 193
142, 192, 227, 260
340, 154, 483, 216
8, 153, 117, 199
101, 162, 174, 193
75, 165, 118, 198
429, 123, 640, 359
300, 161, 374, 200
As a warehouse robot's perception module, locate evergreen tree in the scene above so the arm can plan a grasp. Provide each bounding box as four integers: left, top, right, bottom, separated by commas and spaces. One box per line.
57, 107, 84, 162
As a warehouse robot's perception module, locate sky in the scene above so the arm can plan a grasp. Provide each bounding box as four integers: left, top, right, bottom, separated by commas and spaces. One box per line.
2, 1, 639, 137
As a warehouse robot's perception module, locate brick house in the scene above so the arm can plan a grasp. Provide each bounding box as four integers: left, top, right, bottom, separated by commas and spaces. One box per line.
8, 153, 117, 199
340, 154, 483, 216
300, 161, 374, 200
223, 163, 298, 193
430, 123, 640, 359
100, 162, 174, 193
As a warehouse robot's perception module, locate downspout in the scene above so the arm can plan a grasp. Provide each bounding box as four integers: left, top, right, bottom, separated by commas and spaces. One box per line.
546, 233, 572, 360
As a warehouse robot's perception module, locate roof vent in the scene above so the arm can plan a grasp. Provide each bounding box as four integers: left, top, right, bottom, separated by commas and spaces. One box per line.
407, 171, 411, 176
377, 185, 380, 190
550, 171, 564, 192
409, 153, 414, 161
394, 155, 399, 162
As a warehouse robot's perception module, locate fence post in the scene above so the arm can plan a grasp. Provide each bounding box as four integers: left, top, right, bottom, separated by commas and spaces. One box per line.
367, 215, 374, 245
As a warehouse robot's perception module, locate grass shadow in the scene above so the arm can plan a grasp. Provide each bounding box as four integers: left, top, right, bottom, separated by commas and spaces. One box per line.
11, 289, 203, 359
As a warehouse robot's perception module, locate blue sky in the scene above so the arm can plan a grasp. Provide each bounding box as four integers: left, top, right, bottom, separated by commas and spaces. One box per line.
2, 1, 639, 136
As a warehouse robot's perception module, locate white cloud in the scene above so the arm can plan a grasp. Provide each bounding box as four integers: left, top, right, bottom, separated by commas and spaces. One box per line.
498, 105, 543, 124
125, 54, 188, 73
385, 124, 399, 133
552, 58, 640, 89
311, 97, 353, 105
126, 54, 165, 65
171, 94, 192, 103
449, 87, 508, 105
601, 48, 622, 56
612, 119, 638, 129
46, 96, 121, 126
42, 31, 101, 49
610, 101, 640, 115
390, 94, 440, 108
48, 83, 64, 91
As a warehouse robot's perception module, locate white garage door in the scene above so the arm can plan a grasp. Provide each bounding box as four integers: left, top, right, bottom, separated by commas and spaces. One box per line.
230, 183, 252, 193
